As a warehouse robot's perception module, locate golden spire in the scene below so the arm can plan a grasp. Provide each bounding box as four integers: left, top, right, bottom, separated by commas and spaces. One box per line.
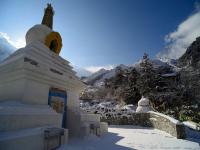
41, 3, 54, 29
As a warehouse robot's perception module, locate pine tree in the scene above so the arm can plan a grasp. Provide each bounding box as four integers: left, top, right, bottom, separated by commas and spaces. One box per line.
122, 68, 141, 104
138, 53, 158, 98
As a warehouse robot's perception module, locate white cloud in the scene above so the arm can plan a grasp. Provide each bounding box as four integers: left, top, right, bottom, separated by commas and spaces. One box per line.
85, 65, 115, 73
0, 32, 25, 49
13, 38, 26, 49
0, 33, 16, 61
157, 8, 200, 61
70, 63, 92, 77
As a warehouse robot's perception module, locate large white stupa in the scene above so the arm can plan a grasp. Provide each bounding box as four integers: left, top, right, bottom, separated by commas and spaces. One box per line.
0, 4, 107, 150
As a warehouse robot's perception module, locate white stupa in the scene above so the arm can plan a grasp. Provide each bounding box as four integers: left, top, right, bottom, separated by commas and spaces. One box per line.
0, 4, 107, 150
136, 96, 152, 113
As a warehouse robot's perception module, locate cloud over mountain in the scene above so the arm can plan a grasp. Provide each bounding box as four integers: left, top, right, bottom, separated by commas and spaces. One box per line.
73, 65, 115, 77
0, 32, 16, 61
157, 7, 200, 61
85, 65, 115, 73
72, 65, 92, 77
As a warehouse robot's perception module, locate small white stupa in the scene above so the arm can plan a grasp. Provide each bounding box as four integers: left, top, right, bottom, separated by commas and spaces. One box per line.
136, 96, 151, 113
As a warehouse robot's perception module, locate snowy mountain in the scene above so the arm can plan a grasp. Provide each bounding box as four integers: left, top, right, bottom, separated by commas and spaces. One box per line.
132, 58, 170, 68
83, 64, 129, 86
151, 59, 170, 68
84, 59, 174, 87
93, 64, 129, 86
178, 37, 200, 67
83, 68, 109, 85
72, 65, 92, 77
0, 35, 16, 62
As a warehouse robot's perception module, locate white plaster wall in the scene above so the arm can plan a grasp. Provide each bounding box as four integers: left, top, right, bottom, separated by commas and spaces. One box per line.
0, 104, 62, 131
0, 129, 44, 150
0, 41, 85, 106
0, 126, 67, 150
0, 41, 86, 139
0, 79, 26, 102
67, 109, 81, 137
65, 90, 82, 137
22, 79, 49, 105
80, 113, 100, 122
67, 90, 80, 111
100, 122, 108, 135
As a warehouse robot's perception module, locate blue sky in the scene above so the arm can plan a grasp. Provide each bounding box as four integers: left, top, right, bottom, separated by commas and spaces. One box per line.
1, 0, 200, 74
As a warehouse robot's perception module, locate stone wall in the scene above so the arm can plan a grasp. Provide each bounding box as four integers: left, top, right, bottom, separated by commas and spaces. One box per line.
101, 111, 185, 139
149, 112, 185, 139
101, 113, 151, 126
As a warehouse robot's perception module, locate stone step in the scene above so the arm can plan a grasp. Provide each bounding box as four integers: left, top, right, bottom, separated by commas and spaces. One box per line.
0, 126, 68, 150
0, 127, 46, 150
0, 104, 62, 132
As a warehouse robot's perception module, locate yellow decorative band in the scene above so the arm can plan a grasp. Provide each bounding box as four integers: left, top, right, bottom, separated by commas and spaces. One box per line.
45, 31, 62, 54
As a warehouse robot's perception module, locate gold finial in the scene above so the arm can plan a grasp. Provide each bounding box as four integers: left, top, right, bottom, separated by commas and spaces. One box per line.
41, 3, 54, 29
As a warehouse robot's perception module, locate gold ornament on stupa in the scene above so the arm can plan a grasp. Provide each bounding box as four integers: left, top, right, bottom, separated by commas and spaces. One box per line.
42, 3, 62, 54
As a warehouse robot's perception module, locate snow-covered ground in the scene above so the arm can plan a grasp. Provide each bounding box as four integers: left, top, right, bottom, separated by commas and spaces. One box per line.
59, 125, 200, 150
80, 100, 136, 118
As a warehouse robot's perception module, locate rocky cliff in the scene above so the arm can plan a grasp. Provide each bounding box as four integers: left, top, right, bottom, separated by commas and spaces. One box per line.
178, 37, 200, 68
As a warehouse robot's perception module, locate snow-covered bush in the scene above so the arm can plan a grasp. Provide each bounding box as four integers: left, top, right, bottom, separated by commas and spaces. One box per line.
80, 100, 136, 119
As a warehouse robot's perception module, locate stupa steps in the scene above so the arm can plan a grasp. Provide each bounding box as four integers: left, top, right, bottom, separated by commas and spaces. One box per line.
0, 126, 56, 150
1, 42, 77, 78
0, 103, 62, 132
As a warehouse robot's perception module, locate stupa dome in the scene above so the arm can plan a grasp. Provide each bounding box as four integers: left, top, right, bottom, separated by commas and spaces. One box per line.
25, 24, 52, 45
138, 96, 150, 106
136, 96, 151, 113
25, 24, 62, 54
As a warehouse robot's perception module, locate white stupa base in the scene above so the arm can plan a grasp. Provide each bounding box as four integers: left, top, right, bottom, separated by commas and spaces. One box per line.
79, 112, 108, 137
0, 41, 85, 138
136, 106, 151, 113
0, 101, 62, 131
0, 9, 88, 149
0, 127, 47, 150
0, 101, 67, 150
0, 126, 68, 150
0, 41, 83, 105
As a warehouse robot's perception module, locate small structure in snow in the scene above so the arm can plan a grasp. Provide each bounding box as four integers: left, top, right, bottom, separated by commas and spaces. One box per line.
136, 96, 151, 113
